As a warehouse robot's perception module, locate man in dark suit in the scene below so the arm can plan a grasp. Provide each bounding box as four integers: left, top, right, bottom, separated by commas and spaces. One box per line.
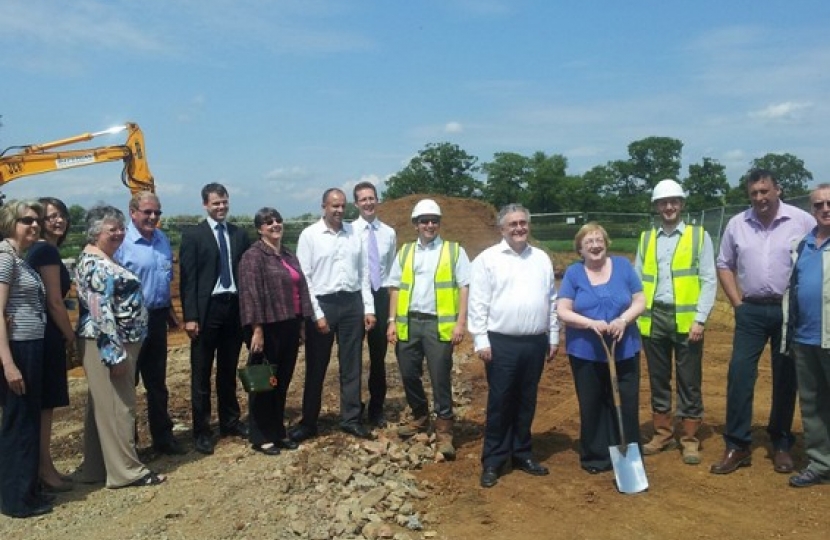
179, 183, 251, 455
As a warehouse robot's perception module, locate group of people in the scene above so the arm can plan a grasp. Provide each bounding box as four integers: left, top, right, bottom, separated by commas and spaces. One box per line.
2, 167, 829, 518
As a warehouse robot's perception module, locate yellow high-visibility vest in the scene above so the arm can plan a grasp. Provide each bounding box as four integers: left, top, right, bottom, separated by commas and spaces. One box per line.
395, 240, 460, 342
637, 225, 703, 336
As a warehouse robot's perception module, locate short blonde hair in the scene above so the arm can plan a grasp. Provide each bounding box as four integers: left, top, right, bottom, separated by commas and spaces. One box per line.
0, 200, 43, 238
573, 222, 612, 254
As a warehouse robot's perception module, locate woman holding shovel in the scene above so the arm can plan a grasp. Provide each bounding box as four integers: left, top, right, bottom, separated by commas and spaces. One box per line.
557, 223, 645, 476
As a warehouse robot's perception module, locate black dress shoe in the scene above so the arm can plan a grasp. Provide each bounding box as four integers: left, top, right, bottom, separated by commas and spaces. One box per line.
710, 448, 751, 475
773, 450, 795, 474
288, 424, 318, 443
275, 438, 300, 450
582, 465, 613, 475
341, 423, 373, 439
3, 502, 53, 519
480, 466, 499, 488
220, 422, 249, 439
154, 439, 187, 456
512, 458, 550, 476
252, 443, 281, 456
194, 434, 215, 455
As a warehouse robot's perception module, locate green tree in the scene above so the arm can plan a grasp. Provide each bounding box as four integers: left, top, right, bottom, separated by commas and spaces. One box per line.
611, 137, 684, 212
748, 153, 812, 198
383, 142, 482, 199
683, 157, 729, 211
481, 152, 529, 209
68, 204, 86, 225
525, 152, 569, 213
577, 164, 623, 212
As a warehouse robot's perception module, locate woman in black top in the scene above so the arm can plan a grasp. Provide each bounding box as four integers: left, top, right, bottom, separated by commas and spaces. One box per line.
26, 197, 75, 492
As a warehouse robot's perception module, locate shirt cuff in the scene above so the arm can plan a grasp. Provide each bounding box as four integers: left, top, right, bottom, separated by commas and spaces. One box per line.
473, 334, 490, 351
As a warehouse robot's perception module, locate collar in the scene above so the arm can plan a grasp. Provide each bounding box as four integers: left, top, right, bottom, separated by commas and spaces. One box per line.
656, 221, 686, 237
206, 216, 226, 230
125, 221, 157, 244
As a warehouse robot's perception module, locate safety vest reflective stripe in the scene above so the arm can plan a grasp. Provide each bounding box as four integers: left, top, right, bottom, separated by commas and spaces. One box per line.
638, 225, 703, 336
395, 241, 459, 341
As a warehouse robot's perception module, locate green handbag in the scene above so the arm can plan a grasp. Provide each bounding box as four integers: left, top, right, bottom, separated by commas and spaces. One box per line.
238, 353, 278, 393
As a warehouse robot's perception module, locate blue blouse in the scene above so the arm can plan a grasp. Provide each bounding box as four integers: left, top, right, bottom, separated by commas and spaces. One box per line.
75, 252, 148, 366
559, 255, 643, 362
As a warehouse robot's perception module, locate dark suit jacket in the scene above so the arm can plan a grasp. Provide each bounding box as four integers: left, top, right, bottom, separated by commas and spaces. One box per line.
179, 220, 251, 328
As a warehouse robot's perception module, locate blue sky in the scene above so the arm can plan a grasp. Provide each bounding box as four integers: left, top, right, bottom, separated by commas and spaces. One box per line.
1, 1, 828, 218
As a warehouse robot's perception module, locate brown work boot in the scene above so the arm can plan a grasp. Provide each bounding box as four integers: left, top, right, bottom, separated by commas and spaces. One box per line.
680, 418, 702, 465
434, 417, 456, 460
642, 412, 678, 455
397, 414, 429, 438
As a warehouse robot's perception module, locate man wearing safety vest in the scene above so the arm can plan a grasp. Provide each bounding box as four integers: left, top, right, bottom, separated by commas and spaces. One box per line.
386, 199, 471, 460
634, 179, 717, 465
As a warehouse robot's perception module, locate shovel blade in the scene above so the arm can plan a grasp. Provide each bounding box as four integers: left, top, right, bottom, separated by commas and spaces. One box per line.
609, 443, 649, 494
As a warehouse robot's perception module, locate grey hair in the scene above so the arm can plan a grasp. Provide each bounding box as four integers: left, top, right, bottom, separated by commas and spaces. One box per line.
129, 190, 160, 211
497, 203, 531, 227
85, 205, 126, 244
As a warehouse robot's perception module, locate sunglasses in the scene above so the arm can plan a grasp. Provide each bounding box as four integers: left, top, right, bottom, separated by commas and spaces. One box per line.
140, 209, 163, 216
812, 200, 830, 210
262, 218, 283, 226
16, 216, 39, 225
418, 218, 440, 225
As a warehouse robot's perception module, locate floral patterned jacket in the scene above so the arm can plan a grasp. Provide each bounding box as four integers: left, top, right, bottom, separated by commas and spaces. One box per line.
75, 251, 148, 366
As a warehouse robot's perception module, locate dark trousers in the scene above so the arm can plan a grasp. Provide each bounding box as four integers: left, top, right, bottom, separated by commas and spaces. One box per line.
642, 303, 703, 418
365, 287, 389, 418
300, 291, 364, 428
190, 296, 243, 437
395, 318, 454, 419
248, 318, 302, 445
724, 302, 797, 451
481, 332, 547, 469
0, 340, 44, 516
137, 308, 174, 446
570, 354, 641, 470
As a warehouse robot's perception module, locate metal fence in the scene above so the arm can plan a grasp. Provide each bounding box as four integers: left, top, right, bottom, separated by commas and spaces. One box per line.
527, 194, 813, 251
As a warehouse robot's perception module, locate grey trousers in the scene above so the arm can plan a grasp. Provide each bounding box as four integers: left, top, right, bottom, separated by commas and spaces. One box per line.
792, 343, 830, 476
395, 318, 454, 419
642, 303, 703, 419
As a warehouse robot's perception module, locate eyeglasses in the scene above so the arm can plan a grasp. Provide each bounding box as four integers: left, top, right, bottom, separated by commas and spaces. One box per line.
16, 216, 39, 225
812, 200, 830, 210
418, 218, 440, 225
140, 209, 163, 216
45, 212, 65, 222
505, 220, 528, 229
262, 218, 283, 226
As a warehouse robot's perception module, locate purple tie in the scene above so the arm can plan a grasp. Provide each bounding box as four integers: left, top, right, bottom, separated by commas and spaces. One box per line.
367, 223, 381, 291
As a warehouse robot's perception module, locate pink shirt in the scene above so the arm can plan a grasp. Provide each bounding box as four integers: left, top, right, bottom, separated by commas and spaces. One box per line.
716, 202, 814, 298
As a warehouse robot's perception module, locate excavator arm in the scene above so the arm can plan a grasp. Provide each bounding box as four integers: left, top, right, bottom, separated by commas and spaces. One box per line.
0, 122, 155, 195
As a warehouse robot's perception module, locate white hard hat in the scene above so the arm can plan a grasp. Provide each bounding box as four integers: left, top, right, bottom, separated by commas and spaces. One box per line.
651, 179, 686, 202
411, 199, 442, 220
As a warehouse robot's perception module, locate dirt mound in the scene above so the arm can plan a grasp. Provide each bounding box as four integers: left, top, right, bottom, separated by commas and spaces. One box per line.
377, 195, 501, 260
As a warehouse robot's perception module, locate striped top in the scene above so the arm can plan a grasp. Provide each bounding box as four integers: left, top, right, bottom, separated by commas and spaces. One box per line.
0, 240, 46, 341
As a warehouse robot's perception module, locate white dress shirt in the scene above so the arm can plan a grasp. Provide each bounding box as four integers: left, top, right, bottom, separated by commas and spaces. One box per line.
467, 239, 560, 351
206, 216, 237, 294
352, 216, 398, 288
388, 235, 471, 315
296, 218, 374, 320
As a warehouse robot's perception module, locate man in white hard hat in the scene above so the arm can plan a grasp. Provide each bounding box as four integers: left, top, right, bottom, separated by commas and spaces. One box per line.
634, 179, 717, 465
387, 198, 470, 459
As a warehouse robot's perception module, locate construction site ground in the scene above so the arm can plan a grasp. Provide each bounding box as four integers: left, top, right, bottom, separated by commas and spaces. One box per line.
3, 195, 829, 539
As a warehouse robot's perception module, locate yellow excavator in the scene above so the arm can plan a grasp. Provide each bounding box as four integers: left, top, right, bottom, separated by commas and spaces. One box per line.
0, 122, 155, 197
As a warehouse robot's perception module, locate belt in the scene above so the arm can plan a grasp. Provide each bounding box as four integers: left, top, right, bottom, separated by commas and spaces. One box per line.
211, 292, 237, 303
742, 296, 782, 306
652, 301, 675, 309
317, 290, 360, 301
408, 311, 437, 320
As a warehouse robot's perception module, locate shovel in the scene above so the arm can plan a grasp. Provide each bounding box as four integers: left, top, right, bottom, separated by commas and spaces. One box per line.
599, 337, 649, 494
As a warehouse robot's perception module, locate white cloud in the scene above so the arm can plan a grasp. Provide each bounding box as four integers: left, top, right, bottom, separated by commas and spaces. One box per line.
444, 122, 464, 134
749, 101, 813, 121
